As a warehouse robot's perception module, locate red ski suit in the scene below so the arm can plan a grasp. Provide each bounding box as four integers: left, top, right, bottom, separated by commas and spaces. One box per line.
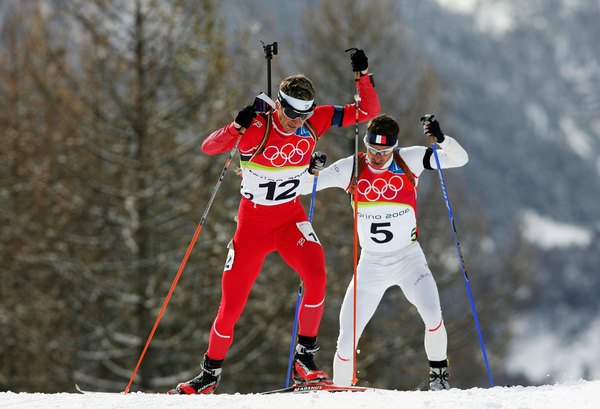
201, 75, 379, 360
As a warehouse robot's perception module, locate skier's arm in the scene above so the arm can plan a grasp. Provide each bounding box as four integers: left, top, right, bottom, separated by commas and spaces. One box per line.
306, 49, 380, 137
341, 48, 381, 125
339, 74, 380, 126
400, 136, 469, 176
309, 75, 381, 137
427, 136, 469, 169
401, 115, 469, 175
201, 105, 261, 155
300, 156, 354, 195
201, 123, 242, 154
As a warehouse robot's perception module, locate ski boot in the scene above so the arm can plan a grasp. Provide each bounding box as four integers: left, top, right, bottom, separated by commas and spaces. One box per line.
292, 336, 332, 386
168, 355, 223, 395
428, 359, 450, 391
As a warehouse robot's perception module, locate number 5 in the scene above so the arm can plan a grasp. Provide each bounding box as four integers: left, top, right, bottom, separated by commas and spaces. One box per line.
370, 222, 393, 244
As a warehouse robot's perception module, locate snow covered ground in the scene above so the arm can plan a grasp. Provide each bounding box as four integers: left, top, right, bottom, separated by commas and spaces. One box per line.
1, 380, 598, 409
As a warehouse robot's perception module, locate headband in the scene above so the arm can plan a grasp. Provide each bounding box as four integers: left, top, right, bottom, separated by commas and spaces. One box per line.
278, 89, 315, 113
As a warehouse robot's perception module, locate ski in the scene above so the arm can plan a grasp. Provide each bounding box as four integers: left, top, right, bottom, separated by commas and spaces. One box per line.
76, 382, 372, 395
414, 381, 427, 391
75, 384, 123, 395
262, 383, 368, 394
76, 384, 97, 394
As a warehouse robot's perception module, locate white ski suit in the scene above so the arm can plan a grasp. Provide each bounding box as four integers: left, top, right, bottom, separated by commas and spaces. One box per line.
301, 136, 468, 386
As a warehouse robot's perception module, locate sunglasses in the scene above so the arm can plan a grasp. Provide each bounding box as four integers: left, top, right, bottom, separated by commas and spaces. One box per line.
278, 96, 315, 120
363, 136, 397, 155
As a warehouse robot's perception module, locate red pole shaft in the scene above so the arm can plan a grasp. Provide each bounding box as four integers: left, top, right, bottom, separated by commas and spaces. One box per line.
351, 70, 360, 385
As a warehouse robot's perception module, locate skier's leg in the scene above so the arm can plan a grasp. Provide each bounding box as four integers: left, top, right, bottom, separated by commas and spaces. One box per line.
173, 202, 275, 395
277, 215, 331, 383
333, 257, 387, 386
277, 218, 327, 337
207, 227, 271, 360
399, 249, 447, 362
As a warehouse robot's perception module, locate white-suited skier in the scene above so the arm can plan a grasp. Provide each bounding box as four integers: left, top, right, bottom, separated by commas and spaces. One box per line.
302, 113, 468, 390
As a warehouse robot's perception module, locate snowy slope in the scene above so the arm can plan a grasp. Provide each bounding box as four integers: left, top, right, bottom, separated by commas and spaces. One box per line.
1, 380, 598, 409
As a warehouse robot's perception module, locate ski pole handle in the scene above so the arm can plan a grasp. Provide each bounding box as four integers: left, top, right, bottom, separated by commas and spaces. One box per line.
420, 114, 438, 144
345, 47, 368, 80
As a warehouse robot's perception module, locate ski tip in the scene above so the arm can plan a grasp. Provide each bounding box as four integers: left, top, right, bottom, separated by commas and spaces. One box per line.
75, 384, 125, 395
413, 381, 427, 391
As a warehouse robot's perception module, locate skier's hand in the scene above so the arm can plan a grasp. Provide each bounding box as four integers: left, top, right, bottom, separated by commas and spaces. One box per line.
308, 151, 327, 175
348, 49, 369, 73
234, 105, 257, 129
420, 114, 445, 144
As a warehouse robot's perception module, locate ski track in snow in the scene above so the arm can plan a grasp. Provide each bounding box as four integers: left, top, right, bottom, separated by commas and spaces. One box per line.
0, 380, 598, 409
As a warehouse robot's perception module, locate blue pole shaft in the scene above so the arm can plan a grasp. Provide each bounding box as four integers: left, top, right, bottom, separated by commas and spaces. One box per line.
285, 175, 319, 387
431, 144, 494, 387
308, 176, 318, 222
285, 285, 303, 387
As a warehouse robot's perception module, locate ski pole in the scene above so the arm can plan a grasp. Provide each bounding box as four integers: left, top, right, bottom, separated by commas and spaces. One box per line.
124, 41, 278, 394
284, 153, 326, 387
345, 47, 361, 385
422, 114, 494, 387
124, 131, 243, 394
258, 40, 314, 389
285, 284, 303, 388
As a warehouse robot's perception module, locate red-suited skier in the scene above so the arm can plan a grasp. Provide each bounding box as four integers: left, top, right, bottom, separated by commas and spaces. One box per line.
169, 49, 380, 394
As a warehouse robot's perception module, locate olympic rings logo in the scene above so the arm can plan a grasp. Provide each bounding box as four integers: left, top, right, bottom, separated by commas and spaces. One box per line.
357, 175, 404, 202
262, 139, 311, 167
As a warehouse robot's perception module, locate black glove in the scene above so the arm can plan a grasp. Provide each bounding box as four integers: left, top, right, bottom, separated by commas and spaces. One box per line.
420, 114, 445, 143
234, 105, 257, 129
308, 151, 327, 175
348, 48, 369, 73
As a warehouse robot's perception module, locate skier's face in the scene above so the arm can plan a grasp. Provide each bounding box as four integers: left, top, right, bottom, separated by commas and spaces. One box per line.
276, 101, 308, 133
366, 143, 394, 169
